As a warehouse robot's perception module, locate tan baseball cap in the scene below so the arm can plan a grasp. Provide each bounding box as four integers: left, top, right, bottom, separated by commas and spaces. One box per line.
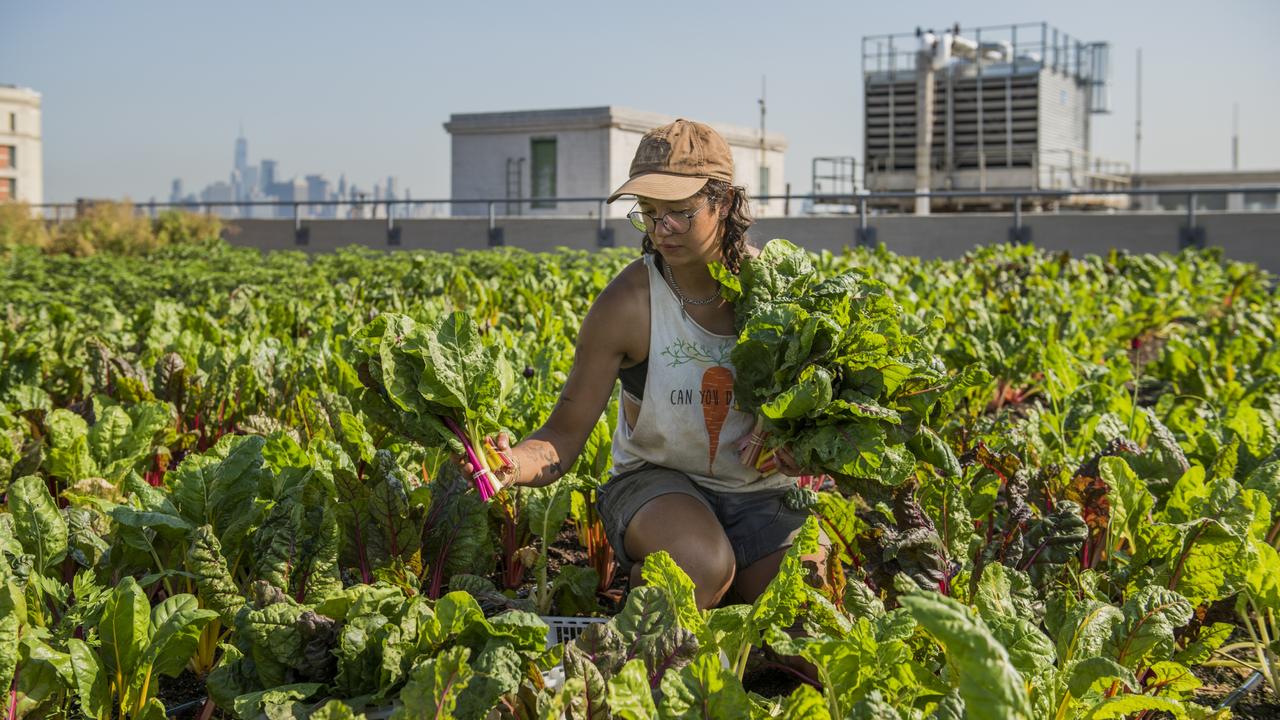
607, 118, 735, 204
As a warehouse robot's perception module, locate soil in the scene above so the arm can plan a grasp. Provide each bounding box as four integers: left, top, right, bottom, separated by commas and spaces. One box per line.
158, 670, 209, 718
742, 661, 807, 699
1189, 663, 1280, 719
500, 524, 631, 615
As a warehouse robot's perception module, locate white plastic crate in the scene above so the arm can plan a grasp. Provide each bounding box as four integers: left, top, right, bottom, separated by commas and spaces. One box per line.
541, 615, 608, 649
540, 616, 608, 693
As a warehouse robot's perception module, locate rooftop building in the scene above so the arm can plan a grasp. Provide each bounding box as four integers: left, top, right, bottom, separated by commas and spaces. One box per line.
444, 106, 788, 218
861, 22, 1126, 212
0, 84, 43, 205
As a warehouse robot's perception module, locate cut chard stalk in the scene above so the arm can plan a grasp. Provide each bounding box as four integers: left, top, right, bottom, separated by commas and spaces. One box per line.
739, 417, 768, 468
483, 436, 514, 475
440, 414, 500, 501
755, 446, 776, 472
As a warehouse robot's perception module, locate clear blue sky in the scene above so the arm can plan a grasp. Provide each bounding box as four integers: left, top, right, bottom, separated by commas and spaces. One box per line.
3, 0, 1277, 203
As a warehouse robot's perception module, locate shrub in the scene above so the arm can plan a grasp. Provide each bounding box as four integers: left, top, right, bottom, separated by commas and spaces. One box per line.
154, 208, 222, 246
0, 201, 52, 249
51, 201, 154, 256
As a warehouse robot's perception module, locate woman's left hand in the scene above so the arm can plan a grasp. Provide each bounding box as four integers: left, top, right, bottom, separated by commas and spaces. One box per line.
774, 446, 804, 477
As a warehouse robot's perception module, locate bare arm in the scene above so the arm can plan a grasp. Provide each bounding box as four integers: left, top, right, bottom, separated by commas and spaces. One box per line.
500, 268, 643, 487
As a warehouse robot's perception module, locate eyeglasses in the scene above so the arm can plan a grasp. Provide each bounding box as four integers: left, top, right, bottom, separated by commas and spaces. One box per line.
627, 198, 710, 234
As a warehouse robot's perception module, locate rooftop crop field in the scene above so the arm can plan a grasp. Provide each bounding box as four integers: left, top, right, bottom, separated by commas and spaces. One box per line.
1, 235, 1278, 718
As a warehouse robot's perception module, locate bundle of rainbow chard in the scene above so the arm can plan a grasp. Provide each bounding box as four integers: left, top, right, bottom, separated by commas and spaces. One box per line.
347, 310, 514, 500
712, 240, 988, 488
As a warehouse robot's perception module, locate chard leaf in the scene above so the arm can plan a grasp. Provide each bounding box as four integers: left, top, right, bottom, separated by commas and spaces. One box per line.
1099, 457, 1153, 555
168, 433, 268, 561
615, 586, 674, 645
311, 700, 366, 719
1105, 586, 1194, 671
252, 466, 344, 603
232, 683, 325, 720
606, 658, 657, 720
66, 638, 109, 720
394, 646, 473, 720
46, 408, 98, 481
762, 364, 833, 420
186, 524, 246, 625
900, 592, 1032, 720
776, 684, 831, 719
486, 610, 550, 653
526, 482, 573, 540
1067, 656, 1137, 697
1054, 600, 1124, 666
1163, 466, 1210, 525
100, 577, 150, 692
844, 580, 885, 621
906, 427, 960, 477
144, 594, 218, 678
422, 472, 496, 590
456, 642, 522, 720
564, 643, 610, 720
657, 650, 751, 719
1246, 542, 1280, 608
238, 599, 308, 688
985, 615, 1056, 682
1081, 694, 1204, 719
847, 690, 903, 719
0, 579, 26, 716
7, 474, 68, 575
746, 517, 822, 644
551, 565, 600, 617
1175, 622, 1234, 666
612, 587, 699, 684
1132, 519, 1249, 607
640, 550, 707, 640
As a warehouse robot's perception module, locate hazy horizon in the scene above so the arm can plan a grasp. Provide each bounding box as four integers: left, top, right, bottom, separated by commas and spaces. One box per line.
3, 0, 1278, 203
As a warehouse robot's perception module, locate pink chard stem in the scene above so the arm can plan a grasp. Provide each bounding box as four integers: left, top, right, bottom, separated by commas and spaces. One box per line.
439, 414, 497, 501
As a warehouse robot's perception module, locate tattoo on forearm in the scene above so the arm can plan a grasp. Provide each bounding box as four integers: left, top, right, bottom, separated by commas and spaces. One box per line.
536, 446, 563, 482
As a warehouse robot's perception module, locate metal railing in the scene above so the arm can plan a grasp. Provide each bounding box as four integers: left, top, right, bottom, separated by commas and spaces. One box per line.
20, 185, 1280, 250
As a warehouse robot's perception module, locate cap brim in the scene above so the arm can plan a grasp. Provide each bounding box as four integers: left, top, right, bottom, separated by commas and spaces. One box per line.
607, 173, 709, 204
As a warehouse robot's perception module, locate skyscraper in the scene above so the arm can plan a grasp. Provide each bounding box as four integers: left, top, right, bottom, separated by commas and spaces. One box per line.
260, 159, 277, 193
234, 125, 248, 175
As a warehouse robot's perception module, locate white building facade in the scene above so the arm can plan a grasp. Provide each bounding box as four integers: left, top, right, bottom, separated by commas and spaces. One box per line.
0, 85, 43, 205
444, 106, 787, 218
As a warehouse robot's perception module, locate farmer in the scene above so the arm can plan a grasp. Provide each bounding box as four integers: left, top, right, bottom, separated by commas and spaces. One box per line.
468, 118, 828, 610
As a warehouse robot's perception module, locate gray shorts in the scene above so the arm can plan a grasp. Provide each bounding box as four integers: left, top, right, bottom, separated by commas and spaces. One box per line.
595, 463, 818, 573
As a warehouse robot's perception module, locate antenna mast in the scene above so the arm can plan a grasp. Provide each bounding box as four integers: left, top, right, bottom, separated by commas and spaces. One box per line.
759, 76, 767, 194
1134, 48, 1142, 174
1232, 102, 1239, 171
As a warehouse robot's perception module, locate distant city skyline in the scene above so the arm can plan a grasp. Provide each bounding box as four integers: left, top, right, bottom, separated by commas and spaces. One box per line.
2, 0, 1277, 203
167, 128, 419, 218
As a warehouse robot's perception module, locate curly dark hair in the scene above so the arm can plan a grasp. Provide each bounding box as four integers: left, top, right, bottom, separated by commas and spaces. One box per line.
640, 179, 754, 274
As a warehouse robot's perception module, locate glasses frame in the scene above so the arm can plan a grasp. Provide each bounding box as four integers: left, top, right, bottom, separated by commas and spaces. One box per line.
627, 197, 711, 235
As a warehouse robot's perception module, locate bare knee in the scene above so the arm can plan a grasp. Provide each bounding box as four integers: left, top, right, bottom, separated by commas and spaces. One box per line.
624, 494, 736, 610
632, 544, 733, 610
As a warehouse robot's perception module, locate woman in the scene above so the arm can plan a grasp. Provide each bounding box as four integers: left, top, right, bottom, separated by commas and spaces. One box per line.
470, 118, 827, 610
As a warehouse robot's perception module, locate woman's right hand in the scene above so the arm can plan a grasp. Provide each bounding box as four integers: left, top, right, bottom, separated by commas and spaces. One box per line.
458, 432, 518, 488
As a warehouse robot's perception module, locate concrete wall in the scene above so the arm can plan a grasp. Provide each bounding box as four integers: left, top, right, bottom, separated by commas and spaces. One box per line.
222, 211, 1280, 271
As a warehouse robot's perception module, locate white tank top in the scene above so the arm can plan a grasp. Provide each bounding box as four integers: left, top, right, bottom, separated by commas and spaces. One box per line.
610, 253, 792, 492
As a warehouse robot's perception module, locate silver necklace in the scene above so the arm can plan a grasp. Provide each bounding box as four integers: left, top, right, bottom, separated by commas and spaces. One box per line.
664, 260, 720, 306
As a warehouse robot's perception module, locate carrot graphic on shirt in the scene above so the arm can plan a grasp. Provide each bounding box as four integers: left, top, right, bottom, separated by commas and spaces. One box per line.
662, 339, 735, 475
